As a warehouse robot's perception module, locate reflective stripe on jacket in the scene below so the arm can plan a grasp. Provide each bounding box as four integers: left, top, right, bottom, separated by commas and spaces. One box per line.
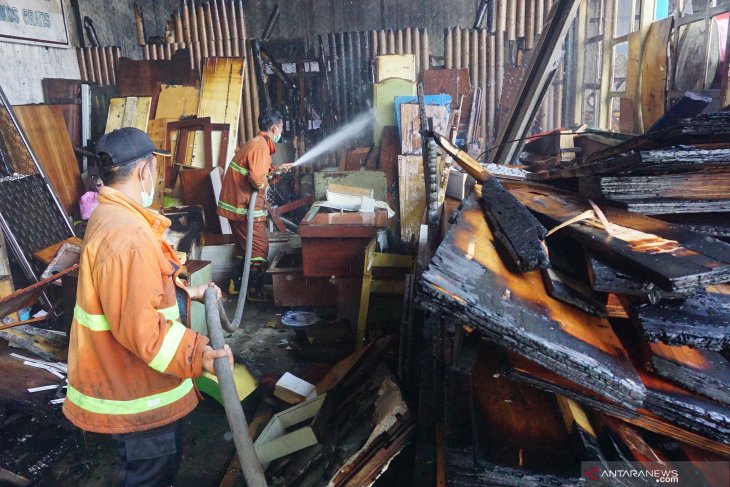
217, 132, 276, 222
63, 187, 210, 434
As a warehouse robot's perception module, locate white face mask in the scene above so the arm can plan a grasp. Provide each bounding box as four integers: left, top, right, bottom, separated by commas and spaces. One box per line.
272, 130, 281, 143
140, 165, 154, 208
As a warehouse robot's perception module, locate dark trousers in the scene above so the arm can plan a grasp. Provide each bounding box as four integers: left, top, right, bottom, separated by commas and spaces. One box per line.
113, 421, 183, 487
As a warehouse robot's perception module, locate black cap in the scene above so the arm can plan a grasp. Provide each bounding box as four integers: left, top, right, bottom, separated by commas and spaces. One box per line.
95, 127, 170, 168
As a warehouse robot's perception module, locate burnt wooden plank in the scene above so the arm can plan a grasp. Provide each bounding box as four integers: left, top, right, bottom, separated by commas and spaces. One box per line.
630, 285, 730, 352
503, 350, 730, 456
612, 319, 730, 446
579, 171, 730, 203
418, 194, 645, 408
507, 182, 730, 293
541, 267, 607, 317
647, 341, 730, 406
429, 132, 549, 272
586, 256, 685, 300
656, 213, 730, 238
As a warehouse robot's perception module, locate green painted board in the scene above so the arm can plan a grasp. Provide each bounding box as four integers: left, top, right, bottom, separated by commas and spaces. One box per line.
373, 78, 416, 146
314, 171, 387, 202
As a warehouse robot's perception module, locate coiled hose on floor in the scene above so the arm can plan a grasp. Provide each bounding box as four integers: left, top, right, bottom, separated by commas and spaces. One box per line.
205, 286, 267, 487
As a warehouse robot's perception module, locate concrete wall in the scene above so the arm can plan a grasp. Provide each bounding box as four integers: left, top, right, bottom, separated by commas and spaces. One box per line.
244, 0, 481, 57
0, 0, 177, 104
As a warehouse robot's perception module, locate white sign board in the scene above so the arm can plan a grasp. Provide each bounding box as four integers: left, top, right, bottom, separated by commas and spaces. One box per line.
0, 0, 69, 47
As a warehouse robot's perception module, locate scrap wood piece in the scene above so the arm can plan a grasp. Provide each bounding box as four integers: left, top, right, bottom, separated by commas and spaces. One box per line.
429, 132, 549, 271
503, 350, 730, 456
418, 195, 645, 407
586, 255, 684, 300
540, 267, 606, 317
630, 284, 730, 352
646, 341, 730, 406
0, 264, 78, 320
640, 17, 673, 130
648, 92, 713, 133
154, 84, 200, 119
14, 105, 85, 218
506, 182, 730, 293
398, 155, 426, 244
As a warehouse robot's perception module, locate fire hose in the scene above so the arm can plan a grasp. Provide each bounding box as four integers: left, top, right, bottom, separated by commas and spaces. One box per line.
204, 284, 267, 487
203, 190, 268, 485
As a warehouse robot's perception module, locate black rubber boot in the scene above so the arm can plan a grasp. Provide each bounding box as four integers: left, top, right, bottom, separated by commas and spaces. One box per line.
228, 256, 244, 295
246, 262, 268, 301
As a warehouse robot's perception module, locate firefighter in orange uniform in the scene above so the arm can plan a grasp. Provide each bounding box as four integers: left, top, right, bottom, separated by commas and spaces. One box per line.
217, 107, 291, 298
63, 128, 234, 487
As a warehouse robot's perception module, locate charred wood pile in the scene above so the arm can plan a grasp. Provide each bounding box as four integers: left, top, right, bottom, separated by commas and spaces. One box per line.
417, 109, 730, 485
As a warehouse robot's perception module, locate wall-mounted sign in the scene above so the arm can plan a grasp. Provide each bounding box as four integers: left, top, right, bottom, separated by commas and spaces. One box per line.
0, 0, 69, 48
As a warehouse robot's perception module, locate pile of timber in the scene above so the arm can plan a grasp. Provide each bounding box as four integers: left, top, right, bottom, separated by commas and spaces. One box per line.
418, 113, 730, 484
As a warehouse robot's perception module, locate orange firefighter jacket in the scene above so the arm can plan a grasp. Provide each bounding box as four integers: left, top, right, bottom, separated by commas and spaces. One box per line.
217, 132, 276, 222
63, 187, 210, 434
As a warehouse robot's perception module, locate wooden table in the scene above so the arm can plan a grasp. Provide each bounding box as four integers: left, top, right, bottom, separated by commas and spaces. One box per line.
299, 208, 388, 278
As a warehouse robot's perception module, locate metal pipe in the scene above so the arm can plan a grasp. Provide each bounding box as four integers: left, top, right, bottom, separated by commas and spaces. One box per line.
445, 27, 453, 69
204, 287, 267, 487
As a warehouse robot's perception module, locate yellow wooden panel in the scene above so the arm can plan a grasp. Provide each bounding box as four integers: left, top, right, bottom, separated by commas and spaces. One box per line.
375, 54, 416, 83
105, 97, 126, 133
146, 118, 171, 208
193, 57, 245, 168
398, 155, 425, 243
105, 96, 152, 133
156, 84, 200, 119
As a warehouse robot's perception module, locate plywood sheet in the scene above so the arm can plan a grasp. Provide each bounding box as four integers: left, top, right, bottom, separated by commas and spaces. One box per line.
155, 84, 200, 119
398, 155, 425, 244
14, 105, 84, 218
105, 96, 152, 133
193, 58, 244, 169
640, 18, 673, 130
399, 103, 449, 155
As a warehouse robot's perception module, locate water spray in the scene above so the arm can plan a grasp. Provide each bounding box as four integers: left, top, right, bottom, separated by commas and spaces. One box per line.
291, 111, 375, 168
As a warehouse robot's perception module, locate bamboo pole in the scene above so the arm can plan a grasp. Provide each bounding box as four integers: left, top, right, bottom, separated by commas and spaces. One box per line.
461, 27, 470, 74
421, 29, 429, 72
405, 27, 413, 55
471, 29, 479, 89
77, 48, 89, 82
497, 0, 507, 34
228, 0, 239, 56
454, 27, 462, 69
517, 0, 526, 39
480, 28, 488, 141
219, 0, 231, 56
99, 46, 110, 85
91, 47, 104, 84
378, 29, 386, 55
371, 30, 379, 58
396, 29, 404, 55
197, 2, 209, 60
536, 0, 545, 37
205, 2, 216, 56
445, 27, 453, 69
507, 0, 517, 41
487, 33, 496, 141
525, 0, 535, 49
414, 27, 421, 73
387, 29, 395, 54
211, 0, 224, 56
181, 0, 191, 43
